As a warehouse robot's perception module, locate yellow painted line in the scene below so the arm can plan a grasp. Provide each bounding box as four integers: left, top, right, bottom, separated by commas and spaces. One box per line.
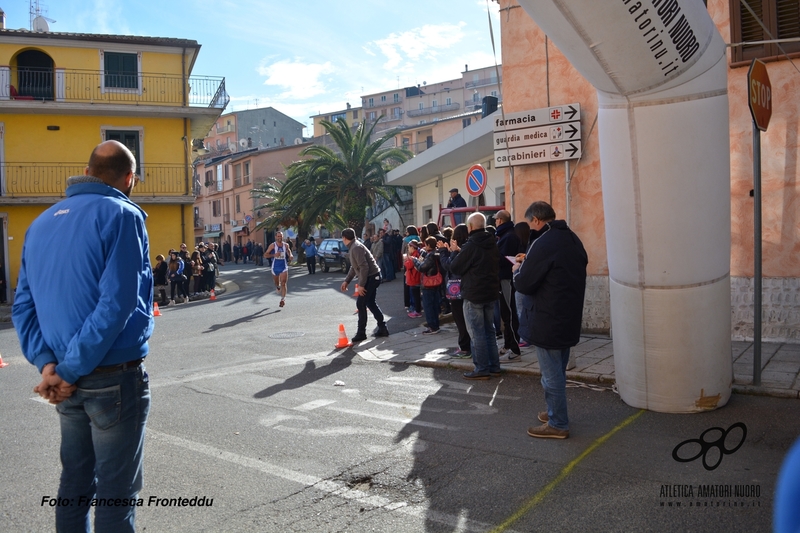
490, 410, 646, 533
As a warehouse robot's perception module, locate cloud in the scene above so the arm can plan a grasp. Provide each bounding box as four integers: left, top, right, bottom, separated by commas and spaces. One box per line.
366, 22, 467, 72
257, 59, 335, 100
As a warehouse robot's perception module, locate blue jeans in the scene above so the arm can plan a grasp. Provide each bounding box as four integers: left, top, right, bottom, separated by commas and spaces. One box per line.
55, 363, 151, 533
381, 255, 395, 281
422, 288, 440, 330
536, 346, 570, 430
463, 301, 500, 374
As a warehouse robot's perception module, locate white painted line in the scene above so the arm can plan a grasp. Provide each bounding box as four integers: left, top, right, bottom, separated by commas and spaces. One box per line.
489, 379, 503, 407
273, 426, 396, 438
293, 399, 337, 411
148, 429, 506, 533
259, 414, 309, 427
326, 407, 459, 431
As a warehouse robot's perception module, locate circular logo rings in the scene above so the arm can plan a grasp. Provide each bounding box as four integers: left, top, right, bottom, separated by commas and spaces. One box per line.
672, 422, 747, 471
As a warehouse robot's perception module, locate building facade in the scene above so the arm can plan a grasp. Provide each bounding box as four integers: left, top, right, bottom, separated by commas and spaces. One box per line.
0, 26, 227, 302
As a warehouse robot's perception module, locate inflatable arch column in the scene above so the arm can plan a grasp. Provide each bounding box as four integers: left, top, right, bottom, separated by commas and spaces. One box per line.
515, 0, 732, 412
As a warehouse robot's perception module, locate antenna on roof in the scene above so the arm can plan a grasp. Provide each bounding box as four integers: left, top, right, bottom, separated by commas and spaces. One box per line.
29, 0, 55, 32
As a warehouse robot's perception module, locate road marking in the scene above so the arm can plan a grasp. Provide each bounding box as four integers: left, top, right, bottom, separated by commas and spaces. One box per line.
148, 429, 514, 533
326, 406, 459, 431
273, 426, 396, 438
294, 399, 337, 411
489, 410, 646, 533
259, 414, 309, 427
489, 380, 503, 407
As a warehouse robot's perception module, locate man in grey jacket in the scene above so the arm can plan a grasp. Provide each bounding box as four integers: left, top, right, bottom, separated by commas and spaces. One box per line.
341, 228, 389, 342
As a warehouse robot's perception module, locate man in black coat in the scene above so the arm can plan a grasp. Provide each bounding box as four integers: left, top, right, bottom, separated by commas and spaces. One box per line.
448, 212, 501, 380
495, 210, 521, 359
513, 201, 587, 439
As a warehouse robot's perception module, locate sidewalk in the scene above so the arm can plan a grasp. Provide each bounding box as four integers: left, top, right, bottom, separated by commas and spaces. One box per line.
353, 322, 800, 400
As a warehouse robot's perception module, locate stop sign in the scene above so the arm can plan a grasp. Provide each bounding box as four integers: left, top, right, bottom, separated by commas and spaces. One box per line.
748, 59, 772, 132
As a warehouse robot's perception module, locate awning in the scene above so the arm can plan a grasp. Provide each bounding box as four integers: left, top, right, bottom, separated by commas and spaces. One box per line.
232, 226, 245, 233
202, 231, 223, 238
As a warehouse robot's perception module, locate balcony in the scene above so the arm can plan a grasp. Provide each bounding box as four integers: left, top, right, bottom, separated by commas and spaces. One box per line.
406, 103, 460, 118
465, 76, 501, 89
216, 124, 235, 134
0, 66, 229, 108
1, 163, 191, 197
401, 140, 435, 155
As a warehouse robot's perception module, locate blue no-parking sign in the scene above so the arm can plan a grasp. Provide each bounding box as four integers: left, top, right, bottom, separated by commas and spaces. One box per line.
465, 164, 487, 197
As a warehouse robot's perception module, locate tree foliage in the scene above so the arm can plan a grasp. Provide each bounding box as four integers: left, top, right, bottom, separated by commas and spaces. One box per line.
252, 117, 411, 241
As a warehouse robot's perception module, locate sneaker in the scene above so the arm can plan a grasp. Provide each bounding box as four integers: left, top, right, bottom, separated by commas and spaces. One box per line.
451, 350, 472, 359
499, 352, 521, 362
422, 328, 440, 335
373, 325, 390, 337
407, 311, 423, 318
351, 332, 367, 343
499, 347, 509, 355
463, 371, 491, 380
527, 423, 569, 439
538, 411, 549, 423
518, 341, 530, 348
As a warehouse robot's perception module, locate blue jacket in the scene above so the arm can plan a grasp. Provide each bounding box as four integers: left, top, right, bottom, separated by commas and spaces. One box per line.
302, 242, 317, 257
13, 177, 154, 384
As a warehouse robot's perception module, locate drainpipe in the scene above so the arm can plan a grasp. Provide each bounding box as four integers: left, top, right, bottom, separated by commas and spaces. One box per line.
517, 0, 731, 413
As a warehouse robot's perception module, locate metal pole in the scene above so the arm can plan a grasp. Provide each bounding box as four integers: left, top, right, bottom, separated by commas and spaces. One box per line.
753, 122, 762, 386
565, 160, 571, 225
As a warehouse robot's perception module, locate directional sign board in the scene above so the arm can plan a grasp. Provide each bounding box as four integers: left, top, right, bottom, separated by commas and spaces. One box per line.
748, 59, 772, 132
465, 164, 488, 197
493, 103, 581, 168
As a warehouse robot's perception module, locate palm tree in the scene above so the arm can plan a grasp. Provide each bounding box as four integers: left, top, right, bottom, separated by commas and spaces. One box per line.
290, 117, 411, 238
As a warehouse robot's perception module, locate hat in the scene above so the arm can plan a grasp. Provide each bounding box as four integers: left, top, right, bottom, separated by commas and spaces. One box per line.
198, 242, 206, 248
449, 188, 459, 193
408, 240, 419, 248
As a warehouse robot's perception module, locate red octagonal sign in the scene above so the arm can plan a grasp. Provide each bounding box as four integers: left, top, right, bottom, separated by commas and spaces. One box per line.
748, 59, 772, 132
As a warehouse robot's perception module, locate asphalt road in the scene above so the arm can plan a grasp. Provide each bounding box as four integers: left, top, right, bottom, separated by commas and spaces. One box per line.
0, 263, 797, 532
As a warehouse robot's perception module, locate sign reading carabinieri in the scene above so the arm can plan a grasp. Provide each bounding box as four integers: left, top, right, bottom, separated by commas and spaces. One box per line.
493, 104, 581, 168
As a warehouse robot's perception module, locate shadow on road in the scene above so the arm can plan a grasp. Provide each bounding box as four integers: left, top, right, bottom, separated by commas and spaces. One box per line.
203, 308, 280, 333
252, 348, 356, 399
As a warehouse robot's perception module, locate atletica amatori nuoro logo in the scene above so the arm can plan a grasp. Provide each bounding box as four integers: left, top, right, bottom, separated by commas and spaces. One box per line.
54, 209, 70, 217
672, 423, 747, 471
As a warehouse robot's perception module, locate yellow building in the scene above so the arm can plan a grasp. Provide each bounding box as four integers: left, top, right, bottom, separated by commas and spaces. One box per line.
0, 28, 228, 302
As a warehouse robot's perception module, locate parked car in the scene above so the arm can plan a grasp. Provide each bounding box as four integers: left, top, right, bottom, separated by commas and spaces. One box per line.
317, 238, 350, 273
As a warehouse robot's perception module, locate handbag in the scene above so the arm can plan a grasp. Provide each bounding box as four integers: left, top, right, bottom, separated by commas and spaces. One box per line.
445, 278, 462, 300
422, 257, 443, 288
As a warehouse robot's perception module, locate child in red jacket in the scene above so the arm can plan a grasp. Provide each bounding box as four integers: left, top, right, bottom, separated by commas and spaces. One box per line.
404, 241, 422, 318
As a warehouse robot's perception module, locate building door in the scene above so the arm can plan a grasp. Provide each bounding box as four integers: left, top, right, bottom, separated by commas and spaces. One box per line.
16, 50, 53, 100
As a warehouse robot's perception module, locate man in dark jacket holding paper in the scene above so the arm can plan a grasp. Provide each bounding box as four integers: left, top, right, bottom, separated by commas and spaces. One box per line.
513, 201, 587, 439
448, 212, 501, 379
341, 228, 389, 342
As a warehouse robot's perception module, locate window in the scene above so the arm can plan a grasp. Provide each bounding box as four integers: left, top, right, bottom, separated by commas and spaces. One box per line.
496, 186, 506, 207
331, 112, 346, 122
274, 121, 276, 127
419, 103, 424, 110
104, 129, 142, 179
236, 194, 241, 213
490, 91, 498, 97
381, 95, 387, 102
216, 164, 223, 191
730, 0, 800, 63
393, 93, 399, 103
224, 164, 230, 181
244, 161, 251, 185
234, 164, 242, 187
352, 110, 359, 120
103, 51, 139, 90
205, 169, 213, 186
212, 200, 221, 217
423, 206, 433, 224
432, 100, 438, 108
368, 97, 374, 107
463, 118, 472, 128
368, 111, 376, 121
446, 97, 452, 105
224, 198, 230, 219
392, 107, 401, 118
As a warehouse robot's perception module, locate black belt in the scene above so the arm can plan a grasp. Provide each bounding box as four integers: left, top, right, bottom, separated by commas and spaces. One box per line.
93, 358, 144, 374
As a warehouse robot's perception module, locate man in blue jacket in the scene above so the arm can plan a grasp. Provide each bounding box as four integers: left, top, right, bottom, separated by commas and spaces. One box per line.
13, 140, 153, 532
513, 201, 587, 439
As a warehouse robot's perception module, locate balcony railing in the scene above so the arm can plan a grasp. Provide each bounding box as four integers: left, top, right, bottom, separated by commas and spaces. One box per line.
1, 163, 190, 197
401, 140, 435, 155
465, 76, 501, 89
406, 102, 460, 118
216, 124, 235, 134
0, 66, 229, 108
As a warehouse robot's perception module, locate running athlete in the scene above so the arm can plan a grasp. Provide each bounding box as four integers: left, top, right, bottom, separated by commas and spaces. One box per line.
265, 231, 293, 307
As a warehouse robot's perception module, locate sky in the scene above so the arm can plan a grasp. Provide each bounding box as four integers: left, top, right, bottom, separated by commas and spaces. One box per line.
2, 0, 502, 135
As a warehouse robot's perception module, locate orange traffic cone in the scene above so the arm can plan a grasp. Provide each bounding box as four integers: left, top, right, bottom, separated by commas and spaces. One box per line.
353, 284, 359, 297
153, 302, 162, 317
0, 352, 8, 368
210, 289, 216, 301
334, 324, 353, 349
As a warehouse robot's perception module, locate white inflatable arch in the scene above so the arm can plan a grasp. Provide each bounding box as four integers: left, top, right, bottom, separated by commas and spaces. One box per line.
516, 0, 732, 412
